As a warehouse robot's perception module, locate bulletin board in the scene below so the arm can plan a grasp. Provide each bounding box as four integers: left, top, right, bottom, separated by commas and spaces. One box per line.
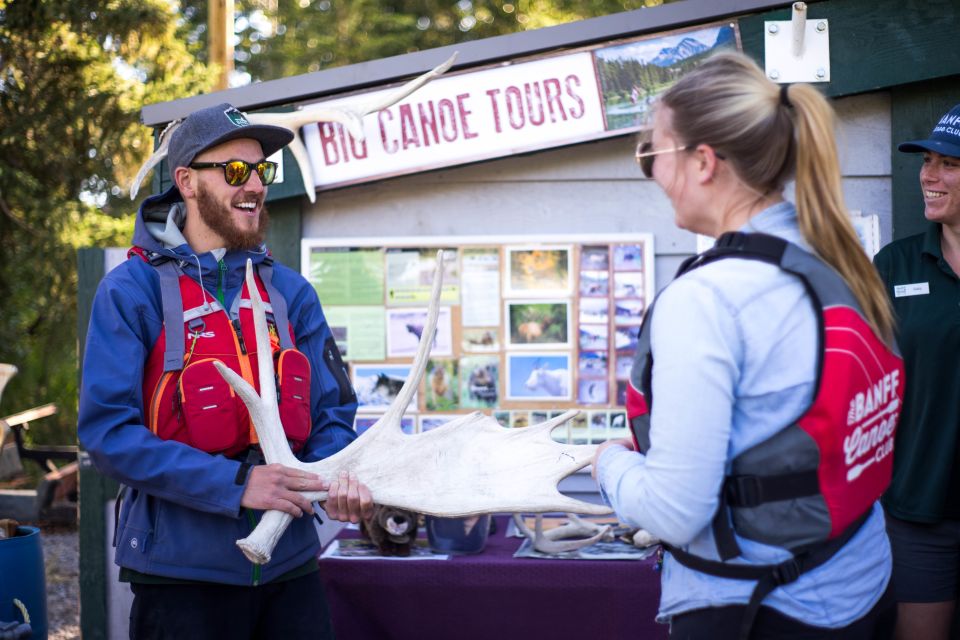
301, 233, 654, 444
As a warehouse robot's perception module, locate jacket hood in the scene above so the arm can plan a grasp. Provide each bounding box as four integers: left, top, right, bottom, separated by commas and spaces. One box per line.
132, 185, 270, 289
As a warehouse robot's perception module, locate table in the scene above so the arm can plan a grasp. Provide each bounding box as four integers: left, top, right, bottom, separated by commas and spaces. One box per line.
317, 516, 668, 640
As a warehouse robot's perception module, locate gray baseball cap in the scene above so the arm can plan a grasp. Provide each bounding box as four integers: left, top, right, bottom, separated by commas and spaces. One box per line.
166, 102, 294, 171
898, 103, 960, 159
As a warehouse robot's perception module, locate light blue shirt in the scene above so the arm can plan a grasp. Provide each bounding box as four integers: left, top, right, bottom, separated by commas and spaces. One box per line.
597, 202, 890, 626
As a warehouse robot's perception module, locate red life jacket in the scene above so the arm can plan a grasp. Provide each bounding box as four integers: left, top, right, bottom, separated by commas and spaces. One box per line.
132, 248, 312, 458
626, 232, 904, 639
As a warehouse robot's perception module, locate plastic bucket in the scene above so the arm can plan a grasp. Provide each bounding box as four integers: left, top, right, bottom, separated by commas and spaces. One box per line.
426, 514, 492, 555
0, 526, 47, 639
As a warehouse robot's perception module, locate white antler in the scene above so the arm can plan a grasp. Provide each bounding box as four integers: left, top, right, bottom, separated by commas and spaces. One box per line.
0, 363, 17, 449
0, 363, 17, 408
215, 250, 610, 564
511, 513, 612, 554
130, 53, 457, 202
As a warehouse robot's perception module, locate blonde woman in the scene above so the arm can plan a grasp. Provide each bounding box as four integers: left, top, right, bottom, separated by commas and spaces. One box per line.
592, 52, 901, 639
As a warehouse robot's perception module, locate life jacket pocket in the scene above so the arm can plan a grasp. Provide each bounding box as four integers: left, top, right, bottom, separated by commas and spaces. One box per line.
179, 358, 247, 454
277, 349, 311, 452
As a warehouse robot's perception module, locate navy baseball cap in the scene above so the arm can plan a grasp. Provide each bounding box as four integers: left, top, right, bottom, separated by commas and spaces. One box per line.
898, 103, 960, 158
166, 102, 294, 171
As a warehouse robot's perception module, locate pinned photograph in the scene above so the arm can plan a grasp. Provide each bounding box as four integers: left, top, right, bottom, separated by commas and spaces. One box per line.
578, 350, 609, 378
493, 410, 510, 428
616, 380, 629, 406
331, 325, 348, 358
459, 356, 500, 409
588, 411, 610, 444
578, 379, 609, 405
531, 411, 550, 425
425, 359, 458, 411
614, 299, 646, 325
616, 352, 635, 380
506, 300, 571, 349
355, 415, 414, 436
505, 246, 572, 297
579, 270, 609, 297
580, 245, 610, 271
579, 298, 609, 324
594, 23, 739, 131
461, 327, 500, 353
419, 414, 459, 433
613, 271, 645, 299
614, 327, 639, 352
613, 244, 645, 271
570, 412, 590, 444
511, 411, 531, 429
386, 307, 453, 357
579, 324, 609, 351
507, 353, 572, 401
609, 412, 629, 439
352, 364, 416, 412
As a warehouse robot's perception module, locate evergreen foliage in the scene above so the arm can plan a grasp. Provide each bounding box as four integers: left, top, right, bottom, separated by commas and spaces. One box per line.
0, 0, 677, 449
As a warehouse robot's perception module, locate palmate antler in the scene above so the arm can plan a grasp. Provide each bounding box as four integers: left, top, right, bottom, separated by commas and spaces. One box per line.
130, 53, 458, 202
215, 251, 610, 564
511, 513, 613, 554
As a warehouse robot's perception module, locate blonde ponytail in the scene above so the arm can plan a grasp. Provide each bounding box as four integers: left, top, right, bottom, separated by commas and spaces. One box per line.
787, 84, 895, 343
662, 51, 895, 343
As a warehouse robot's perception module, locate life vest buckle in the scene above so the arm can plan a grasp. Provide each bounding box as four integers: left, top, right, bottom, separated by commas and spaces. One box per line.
771, 558, 802, 586
726, 474, 763, 508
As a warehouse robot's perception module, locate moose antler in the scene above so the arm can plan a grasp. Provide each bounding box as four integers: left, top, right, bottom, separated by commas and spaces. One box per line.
512, 513, 613, 554
131, 53, 458, 202
215, 251, 610, 564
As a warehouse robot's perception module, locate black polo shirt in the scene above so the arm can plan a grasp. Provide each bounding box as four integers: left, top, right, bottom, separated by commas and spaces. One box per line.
874, 223, 960, 523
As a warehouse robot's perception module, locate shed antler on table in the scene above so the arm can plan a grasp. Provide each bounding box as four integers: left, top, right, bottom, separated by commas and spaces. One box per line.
216, 251, 611, 564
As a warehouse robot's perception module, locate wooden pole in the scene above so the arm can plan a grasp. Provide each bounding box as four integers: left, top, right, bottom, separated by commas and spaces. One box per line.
209, 0, 235, 91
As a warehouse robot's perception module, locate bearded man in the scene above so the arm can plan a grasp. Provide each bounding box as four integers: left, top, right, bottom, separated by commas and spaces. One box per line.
79, 103, 372, 639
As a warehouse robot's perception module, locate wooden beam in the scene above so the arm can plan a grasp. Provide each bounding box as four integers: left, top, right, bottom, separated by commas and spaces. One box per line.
208, 0, 235, 91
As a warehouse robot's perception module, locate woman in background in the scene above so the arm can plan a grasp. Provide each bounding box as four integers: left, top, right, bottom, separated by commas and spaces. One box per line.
593, 51, 900, 639
874, 102, 960, 640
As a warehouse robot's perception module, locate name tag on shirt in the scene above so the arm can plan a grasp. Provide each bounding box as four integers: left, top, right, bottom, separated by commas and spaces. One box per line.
893, 282, 930, 297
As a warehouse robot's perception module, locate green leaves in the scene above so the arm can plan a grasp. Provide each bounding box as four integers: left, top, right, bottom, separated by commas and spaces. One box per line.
0, 0, 212, 442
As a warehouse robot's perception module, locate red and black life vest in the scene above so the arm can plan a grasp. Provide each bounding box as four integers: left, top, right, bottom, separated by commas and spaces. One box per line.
627, 232, 903, 639
132, 247, 312, 458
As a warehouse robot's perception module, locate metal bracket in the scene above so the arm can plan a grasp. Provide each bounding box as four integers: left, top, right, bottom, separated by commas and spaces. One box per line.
764, 2, 830, 84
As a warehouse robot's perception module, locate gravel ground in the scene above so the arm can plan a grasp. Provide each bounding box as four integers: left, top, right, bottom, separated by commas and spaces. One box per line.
42, 525, 80, 640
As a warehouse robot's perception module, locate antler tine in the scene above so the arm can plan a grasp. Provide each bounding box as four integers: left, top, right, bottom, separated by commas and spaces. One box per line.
356, 52, 458, 115
374, 250, 443, 433
130, 119, 183, 199
213, 260, 299, 468
0, 363, 17, 408
247, 53, 458, 203
511, 513, 612, 554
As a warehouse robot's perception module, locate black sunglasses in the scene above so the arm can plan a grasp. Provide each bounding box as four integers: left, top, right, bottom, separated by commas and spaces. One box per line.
189, 159, 278, 186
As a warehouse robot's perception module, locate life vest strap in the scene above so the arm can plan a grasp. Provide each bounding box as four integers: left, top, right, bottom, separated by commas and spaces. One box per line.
258, 263, 294, 351
157, 261, 187, 372
724, 470, 821, 508
665, 511, 869, 640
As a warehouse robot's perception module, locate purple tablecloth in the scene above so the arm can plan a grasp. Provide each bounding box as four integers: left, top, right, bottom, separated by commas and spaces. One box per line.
317, 516, 668, 640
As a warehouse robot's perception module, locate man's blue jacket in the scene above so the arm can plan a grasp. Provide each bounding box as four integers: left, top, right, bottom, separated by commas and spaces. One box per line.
78, 186, 358, 585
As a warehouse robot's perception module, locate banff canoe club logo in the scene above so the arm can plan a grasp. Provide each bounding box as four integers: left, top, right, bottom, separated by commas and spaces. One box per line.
843, 369, 900, 482
934, 112, 960, 139
224, 107, 250, 128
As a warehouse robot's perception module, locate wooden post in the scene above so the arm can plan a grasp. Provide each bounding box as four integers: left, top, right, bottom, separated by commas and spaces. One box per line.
209, 0, 235, 91
77, 248, 119, 640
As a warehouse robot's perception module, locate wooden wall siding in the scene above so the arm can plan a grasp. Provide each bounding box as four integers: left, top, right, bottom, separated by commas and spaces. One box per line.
302, 92, 891, 292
